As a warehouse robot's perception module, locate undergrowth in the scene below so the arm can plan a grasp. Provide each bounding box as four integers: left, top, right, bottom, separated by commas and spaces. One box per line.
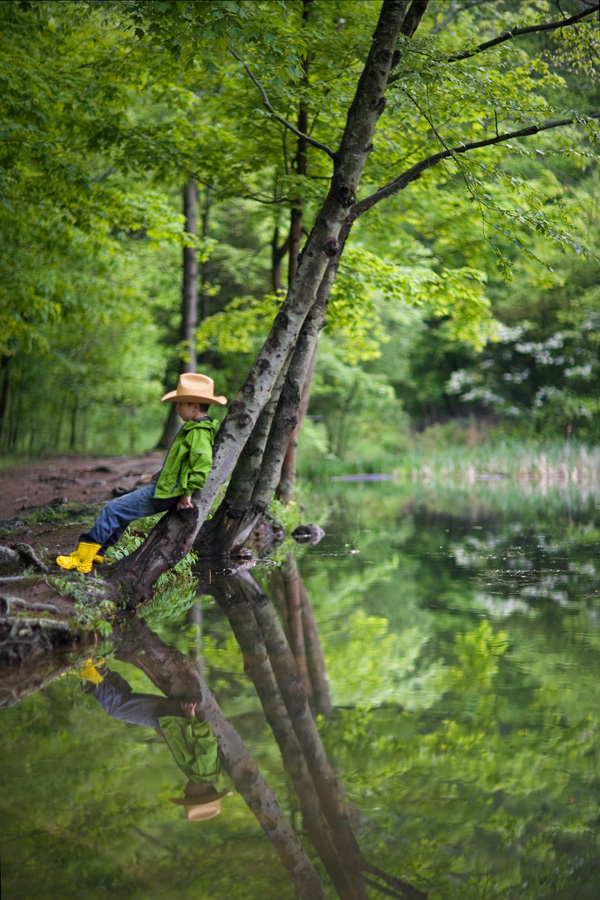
49, 572, 116, 636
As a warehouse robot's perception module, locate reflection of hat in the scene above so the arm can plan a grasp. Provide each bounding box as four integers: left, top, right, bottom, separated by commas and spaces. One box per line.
170, 783, 233, 822
161, 373, 227, 406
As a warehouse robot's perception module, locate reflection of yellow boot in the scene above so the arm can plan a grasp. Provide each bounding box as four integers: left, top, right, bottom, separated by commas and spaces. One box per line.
56, 542, 102, 574
78, 658, 106, 684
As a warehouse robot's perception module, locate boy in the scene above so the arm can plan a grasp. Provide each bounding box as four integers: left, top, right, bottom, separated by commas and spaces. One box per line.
80, 663, 232, 820
56, 372, 227, 574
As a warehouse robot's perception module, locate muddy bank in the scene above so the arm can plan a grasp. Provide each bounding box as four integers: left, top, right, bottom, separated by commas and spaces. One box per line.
0, 452, 164, 558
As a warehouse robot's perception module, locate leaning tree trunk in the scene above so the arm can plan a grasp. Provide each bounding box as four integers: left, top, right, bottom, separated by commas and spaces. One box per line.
193, 347, 295, 557
276, 336, 319, 504
108, 0, 420, 603
156, 177, 198, 450
276, 0, 312, 504
275, 0, 430, 506
194, 262, 334, 558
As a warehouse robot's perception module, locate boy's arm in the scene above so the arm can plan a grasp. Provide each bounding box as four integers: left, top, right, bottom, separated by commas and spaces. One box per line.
178, 428, 214, 500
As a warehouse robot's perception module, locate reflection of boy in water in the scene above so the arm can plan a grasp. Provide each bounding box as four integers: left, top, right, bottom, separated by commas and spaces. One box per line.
82, 666, 231, 820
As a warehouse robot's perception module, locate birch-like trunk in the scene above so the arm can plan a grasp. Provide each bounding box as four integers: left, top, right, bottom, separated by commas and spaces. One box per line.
156, 178, 198, 450
108, 0, 416, 600
194, 263, 333, 557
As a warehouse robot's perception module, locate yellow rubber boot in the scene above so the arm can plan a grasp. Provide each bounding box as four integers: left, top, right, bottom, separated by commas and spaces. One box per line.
56, 542, 102, 574
58, 549, 105, 566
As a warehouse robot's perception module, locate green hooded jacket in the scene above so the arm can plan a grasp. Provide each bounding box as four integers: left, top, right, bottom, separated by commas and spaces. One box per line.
154, 417, 218, 499
158, 716, 223, 783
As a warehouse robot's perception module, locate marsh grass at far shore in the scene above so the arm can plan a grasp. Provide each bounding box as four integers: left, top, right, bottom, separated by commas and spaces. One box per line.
299, 425, 600, 489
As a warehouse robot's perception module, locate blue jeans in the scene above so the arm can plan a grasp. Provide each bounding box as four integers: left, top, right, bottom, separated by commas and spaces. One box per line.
85, 669, 186, 728
80, 483, 177, 551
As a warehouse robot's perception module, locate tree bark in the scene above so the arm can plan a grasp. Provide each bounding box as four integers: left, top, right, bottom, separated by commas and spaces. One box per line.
199, 184, 212, 322
278, 18, 310, 503
193, 346, 294, 557
271, 224, 289, 295
194, 256, 334, 559
182, 178, 198, 370
276, 339, 319, 504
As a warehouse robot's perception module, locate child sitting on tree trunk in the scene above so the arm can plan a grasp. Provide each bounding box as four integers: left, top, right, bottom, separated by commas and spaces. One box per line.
56, 373, 227, 574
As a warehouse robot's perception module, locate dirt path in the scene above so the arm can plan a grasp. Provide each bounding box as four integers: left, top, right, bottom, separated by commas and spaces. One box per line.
0, 452, 164, 560
0, 452, 164, 518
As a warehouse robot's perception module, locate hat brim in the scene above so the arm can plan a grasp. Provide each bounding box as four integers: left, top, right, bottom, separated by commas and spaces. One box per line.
170, 789, 232, 807
161, 391, 227, 406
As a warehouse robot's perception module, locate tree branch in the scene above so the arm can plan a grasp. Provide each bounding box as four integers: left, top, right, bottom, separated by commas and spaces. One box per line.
229, 46, 337, 161
388, 2, 600, 83
361, 861, 427, 900
351, 113, 600, 218
450, 3, 599, 63
400, 0, 430, 38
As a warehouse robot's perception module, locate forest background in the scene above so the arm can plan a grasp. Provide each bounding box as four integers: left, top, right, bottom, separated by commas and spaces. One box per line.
1, 0, 600, 483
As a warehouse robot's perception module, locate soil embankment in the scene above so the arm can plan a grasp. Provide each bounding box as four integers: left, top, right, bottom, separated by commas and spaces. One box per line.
0, 452, 163, 559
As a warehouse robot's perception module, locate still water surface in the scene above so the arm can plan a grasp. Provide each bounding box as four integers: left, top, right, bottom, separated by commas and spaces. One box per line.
2, 481, 600, 899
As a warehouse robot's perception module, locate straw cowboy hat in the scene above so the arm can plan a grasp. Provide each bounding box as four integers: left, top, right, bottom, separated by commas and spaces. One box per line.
170, 785, 233, 822
161, 373, 227, 406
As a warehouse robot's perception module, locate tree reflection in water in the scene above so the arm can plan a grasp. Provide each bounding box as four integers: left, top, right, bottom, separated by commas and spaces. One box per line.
0, 558, 422, 898
109, 561, 424, 900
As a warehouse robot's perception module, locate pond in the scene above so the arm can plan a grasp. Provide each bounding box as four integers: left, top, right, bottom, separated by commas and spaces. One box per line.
2, 479, 600, 900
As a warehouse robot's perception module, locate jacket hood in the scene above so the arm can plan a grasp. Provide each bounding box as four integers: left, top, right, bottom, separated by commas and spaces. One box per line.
182, 417, 219, 438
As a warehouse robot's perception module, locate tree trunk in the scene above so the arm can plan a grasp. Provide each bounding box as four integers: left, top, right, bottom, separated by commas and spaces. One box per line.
199, 184, 212, 322
194, 347, 295, 557
69, 397, 78, 451
0, 356, 10, 449
271, 224, 289, 295
195, 261, 334, 558
108, 0, 416, 602
156, 178, 198, 450
276, 340, 319, 504
277, 0, 311, 503
181, 178, 198, 370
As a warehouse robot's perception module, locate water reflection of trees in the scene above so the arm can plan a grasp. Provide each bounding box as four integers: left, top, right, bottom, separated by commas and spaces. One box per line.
114, 563, 425, 900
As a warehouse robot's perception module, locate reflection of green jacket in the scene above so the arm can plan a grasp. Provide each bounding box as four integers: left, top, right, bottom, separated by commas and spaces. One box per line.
158, 716, 223, 783
154, 418, 218, 499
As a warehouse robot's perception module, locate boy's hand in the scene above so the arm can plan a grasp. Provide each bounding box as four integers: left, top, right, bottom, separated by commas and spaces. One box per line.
150, 470, 161, 484
180, 701, 197, 717
177, 494, 194, 510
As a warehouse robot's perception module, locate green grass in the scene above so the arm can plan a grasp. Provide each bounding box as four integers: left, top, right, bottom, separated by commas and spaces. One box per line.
298, 423, 600, 487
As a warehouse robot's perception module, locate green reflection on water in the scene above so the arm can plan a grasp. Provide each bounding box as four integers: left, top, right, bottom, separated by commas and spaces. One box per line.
2, 480, 600, 899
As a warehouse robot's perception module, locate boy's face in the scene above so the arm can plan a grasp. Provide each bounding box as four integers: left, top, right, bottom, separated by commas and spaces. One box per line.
176, 402, 201, 422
